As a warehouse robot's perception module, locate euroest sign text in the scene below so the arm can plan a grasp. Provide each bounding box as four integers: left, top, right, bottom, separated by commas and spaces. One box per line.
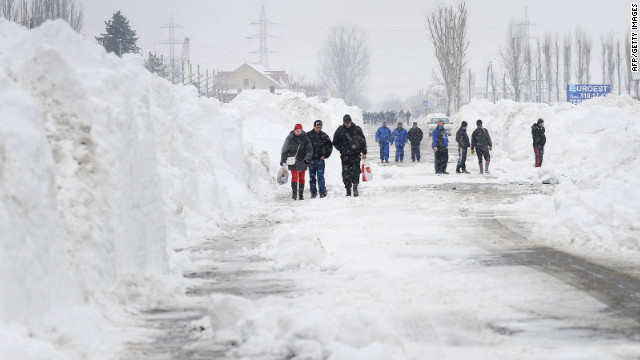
566, 84, 611, 104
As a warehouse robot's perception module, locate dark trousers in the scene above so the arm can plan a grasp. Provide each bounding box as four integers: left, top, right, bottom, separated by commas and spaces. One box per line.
534, 145, 544, 167
410, 143, 421, 161
435, 147, 448, 173
457, 147, 468, 169
340, 155, 361, 188
308, 160, 326, 194
476, 149, 490, 164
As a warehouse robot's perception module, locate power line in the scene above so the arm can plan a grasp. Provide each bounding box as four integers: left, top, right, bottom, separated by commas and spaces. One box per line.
160, 14, 184, 75
246, 5, 277, 70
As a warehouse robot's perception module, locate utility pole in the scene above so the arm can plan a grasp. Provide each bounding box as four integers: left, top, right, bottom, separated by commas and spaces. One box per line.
516, 7, 534, 101
468, 68, 472, 103
160, 15, 184, 80
485, 64, 489, 99
246, 5, 276, 70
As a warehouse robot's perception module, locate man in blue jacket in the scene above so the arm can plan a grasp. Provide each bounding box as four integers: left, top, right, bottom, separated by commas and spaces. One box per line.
432, 119, 449, 174
390, 122, 408, 162
375, 121, 391, 163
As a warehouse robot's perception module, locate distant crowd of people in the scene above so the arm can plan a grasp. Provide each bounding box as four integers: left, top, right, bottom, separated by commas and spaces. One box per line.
280, 113, 546, 199
363, 110, 411, 125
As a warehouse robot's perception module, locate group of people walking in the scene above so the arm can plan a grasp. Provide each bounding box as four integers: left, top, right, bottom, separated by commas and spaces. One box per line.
280, 114, 366, 200
375, 122, 424, 163
281, 114, 547, 200
377, 117, 545, 174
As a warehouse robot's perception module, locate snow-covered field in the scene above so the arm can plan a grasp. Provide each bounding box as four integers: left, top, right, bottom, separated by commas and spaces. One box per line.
1, 19, 639, 359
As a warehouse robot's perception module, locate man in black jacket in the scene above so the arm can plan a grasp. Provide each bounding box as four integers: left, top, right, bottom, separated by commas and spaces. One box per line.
333, 114, 367, 197
407, 122, 424, 162
455, 121, 470, 174
532, 118, 546, 167
471, 119, 493, 174
307, 120, 333, 198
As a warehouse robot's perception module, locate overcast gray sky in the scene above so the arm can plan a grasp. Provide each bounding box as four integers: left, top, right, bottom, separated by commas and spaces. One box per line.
82, 0, 630, 105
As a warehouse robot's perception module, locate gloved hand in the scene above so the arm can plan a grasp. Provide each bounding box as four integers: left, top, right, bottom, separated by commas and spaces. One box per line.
304, 159, 309, 164
280, 162, 284, 166
471, 149, 475, 155
489, 146, 492, 151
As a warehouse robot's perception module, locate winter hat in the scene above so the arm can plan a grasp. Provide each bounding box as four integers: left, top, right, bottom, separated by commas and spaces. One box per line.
343, 114, 352, 123
294, 123, 303, 130
537, 118, 544, 124
413, 122, 418, 126
397, 122, 403, 126
476, 119, 483, 126
461, 121, 468, 127
314, 120, 323, 127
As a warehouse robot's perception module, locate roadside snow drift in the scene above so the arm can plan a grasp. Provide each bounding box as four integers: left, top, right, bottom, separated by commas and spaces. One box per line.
453, 97, 640, 253
0, 19, 269, 359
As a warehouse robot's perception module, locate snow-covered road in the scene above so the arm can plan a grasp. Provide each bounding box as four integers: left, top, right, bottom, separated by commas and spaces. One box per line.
3, 22, 640, 360
124, 125, 640, 360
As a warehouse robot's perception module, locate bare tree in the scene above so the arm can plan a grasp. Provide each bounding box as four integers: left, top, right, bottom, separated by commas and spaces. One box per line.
616, 40, 622, 95
525, 40, 533, 101
533, 40, 542, 102
19, 0, 28, 27
2, 0, 82, 31
574, 27, 591, 83
427, 2, 469, 113
318, 22, 370, 105
33, 0, 83, 31
1, 0, 20, 21
605, 33, 616, 91
584, 34, 592, 83
600, 34, 607, 83
563, 32, 572, 96
555, 36, 560, 101
499, 20, 527, 100
542, 34, 554, 103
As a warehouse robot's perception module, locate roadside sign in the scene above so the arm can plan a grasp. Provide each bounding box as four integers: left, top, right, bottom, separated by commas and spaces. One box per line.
566, 84, 611, 104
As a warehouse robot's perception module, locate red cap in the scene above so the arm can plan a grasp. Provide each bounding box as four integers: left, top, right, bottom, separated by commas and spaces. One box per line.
294, 124, 303, 130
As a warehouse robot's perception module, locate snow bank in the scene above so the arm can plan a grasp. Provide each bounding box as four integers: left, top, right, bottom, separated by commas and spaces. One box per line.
254, 223, 327, 269
208, 293, 405, 359
453, 96, 640, 253
0, 19, 269, 358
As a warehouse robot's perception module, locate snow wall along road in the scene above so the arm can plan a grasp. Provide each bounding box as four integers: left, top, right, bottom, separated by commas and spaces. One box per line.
0, 19, 269, 340
453, 97, 640, 253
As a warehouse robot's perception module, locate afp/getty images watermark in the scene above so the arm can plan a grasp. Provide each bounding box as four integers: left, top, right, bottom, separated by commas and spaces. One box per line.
632, 3, 638, 72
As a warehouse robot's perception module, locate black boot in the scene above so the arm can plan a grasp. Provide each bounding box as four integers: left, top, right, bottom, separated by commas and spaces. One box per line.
479, 163, 483, 174
291, 182, 298, 200
346, 186, 352, 197
353, 184, 359, 197
456, 164, 461, 174
298, 184, 305, 200
462, 166, 470, 174
320, 190, 327, 198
